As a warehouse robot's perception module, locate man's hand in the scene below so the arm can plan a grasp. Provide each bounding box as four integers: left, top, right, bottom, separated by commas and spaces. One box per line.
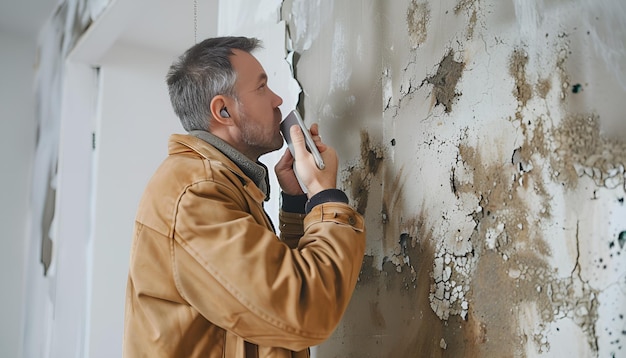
275, 148, 305, 196
281, 123, 338, 197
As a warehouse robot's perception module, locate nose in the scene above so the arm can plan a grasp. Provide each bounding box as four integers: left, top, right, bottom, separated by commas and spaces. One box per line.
270, 87, 283, 107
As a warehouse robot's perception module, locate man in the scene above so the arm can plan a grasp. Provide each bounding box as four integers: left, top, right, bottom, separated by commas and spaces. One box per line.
123, 36, 366, 357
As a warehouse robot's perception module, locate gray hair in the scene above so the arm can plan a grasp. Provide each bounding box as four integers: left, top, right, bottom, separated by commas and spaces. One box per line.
166, 36, 261, 131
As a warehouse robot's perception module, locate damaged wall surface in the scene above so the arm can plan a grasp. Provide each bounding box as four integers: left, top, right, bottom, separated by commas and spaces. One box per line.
275, 0, 626, 356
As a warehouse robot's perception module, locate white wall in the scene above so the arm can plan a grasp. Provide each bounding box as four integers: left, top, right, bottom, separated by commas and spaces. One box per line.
0, 32, 35, 357
87, 40, 182, 358
0, 30, 37, 358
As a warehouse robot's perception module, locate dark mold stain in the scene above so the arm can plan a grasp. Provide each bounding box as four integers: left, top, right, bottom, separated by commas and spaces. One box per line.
423, 50, 465, 113
450, 166, 459, 198
619, 231, 626, 249
332, 214, 447, 357
347, 171, 369, 215
345, 131, 384, 215
572, 83, 582, 93
399, 233, 410, 256
369, 301, 387, 329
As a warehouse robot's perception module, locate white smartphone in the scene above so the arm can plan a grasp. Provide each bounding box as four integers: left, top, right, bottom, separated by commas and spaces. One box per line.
280, 109, 325, 170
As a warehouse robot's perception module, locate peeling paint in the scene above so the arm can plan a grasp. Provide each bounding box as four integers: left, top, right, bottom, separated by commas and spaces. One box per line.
552, 113, 626, 191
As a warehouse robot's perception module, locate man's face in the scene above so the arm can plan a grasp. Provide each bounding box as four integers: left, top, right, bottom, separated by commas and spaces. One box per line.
229, 49, 284, 159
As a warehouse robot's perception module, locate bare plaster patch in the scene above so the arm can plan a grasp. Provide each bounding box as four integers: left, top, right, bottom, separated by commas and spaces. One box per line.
406, 0, 430, 49
423, 50, 465, 113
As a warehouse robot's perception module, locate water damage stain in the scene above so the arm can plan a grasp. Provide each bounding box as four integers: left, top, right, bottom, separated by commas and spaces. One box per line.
536, 78, 552, 99
448, 46, 612, 355
454, 0, 479, 15
452, 141, 601, 355
326, 212, 449, 357
423, 50, 465, 113
454, 0, 480, 40
407, 0, 430, 49
509, 48, 533, 120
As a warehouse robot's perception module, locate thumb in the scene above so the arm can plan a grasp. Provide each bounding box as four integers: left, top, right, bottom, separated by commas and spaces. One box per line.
289, 124, 308, 161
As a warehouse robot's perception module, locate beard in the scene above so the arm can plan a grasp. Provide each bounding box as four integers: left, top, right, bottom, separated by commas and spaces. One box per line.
237, 109, 284, 155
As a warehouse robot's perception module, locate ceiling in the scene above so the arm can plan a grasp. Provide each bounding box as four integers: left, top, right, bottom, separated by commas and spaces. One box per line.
0, 0, 217, 55
0, 0, 60, 40
120, 0, 218, 55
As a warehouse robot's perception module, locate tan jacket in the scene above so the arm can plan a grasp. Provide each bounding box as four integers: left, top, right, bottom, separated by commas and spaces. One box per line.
124, 134, 366, 357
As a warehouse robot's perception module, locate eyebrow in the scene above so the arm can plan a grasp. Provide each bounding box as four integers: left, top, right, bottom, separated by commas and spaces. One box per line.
257, 73, 268, 84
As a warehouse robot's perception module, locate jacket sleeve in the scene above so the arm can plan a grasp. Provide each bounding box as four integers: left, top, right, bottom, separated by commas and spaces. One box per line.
171, 178, 366, 351
278, 210, 306, 249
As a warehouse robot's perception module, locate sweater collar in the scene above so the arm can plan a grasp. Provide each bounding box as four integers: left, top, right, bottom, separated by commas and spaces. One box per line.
189, 130, 270, 201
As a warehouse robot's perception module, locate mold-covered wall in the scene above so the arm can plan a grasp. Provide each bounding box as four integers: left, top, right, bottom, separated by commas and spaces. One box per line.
277, 0, 626, 356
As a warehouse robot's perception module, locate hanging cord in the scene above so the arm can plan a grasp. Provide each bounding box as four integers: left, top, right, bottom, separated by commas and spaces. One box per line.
194, 0, 198, 43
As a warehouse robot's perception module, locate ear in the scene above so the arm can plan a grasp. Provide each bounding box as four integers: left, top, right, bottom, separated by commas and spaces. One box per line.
209, 95, 234, 125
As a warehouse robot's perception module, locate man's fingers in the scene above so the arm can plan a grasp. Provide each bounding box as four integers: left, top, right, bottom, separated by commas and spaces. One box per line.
275, 147, 294, 170
302, 123, 327, 153
289, 124, 307, 160
309, 123, 319, 136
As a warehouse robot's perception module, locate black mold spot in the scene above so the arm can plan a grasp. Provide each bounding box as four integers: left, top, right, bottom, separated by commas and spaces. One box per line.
618, 231, 626, 249
450, 167, 459, 198
391, 138, 396, 146
572, 83, 582, 93
400, 233, 410, 256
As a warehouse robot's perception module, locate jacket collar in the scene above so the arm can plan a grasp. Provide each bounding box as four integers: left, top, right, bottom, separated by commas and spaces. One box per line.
168, 133, 270, 203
